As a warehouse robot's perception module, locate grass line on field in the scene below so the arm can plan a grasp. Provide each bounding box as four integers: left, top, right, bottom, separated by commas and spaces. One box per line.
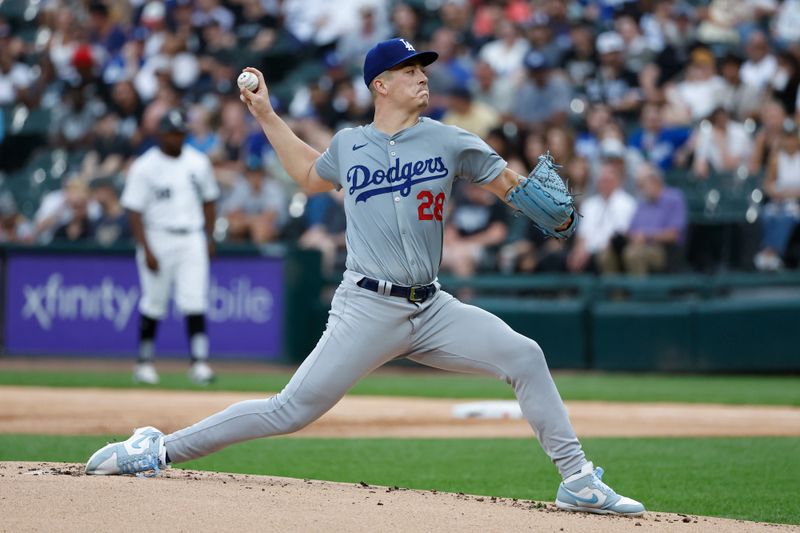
0, 369, 798, 406
0, 434, 797, 525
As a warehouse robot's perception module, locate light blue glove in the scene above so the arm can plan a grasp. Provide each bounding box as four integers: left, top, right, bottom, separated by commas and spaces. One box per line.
506, 152, 578, 239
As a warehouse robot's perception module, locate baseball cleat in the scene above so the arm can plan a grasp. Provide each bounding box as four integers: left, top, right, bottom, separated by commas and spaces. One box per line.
133, 362, 160, 385
85, 426, 167, 476
555, 462, 645, 516
188, 361, 215, 385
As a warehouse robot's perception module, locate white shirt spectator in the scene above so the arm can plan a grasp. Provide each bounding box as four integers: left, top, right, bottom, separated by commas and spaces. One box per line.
740, 54, 778, 90
0, 63, 34, 105
773, 0, 800, 44
694, 120, 754, 173
578, 189, 637, 254
478, 38, 529, 78
776, 150, 800, 192
672, 76, 727, 121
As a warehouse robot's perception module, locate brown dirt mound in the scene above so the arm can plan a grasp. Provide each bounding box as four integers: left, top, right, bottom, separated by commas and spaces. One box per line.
2, 386, 800, 438
2, 462, 796, 533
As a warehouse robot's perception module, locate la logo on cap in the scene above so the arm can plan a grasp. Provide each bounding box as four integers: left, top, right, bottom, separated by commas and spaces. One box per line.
400, 39, 415, 51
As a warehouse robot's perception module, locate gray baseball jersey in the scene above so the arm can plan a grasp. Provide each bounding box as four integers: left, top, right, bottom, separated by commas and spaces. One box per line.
164, 117, 587, 482
315, 118, 506, 286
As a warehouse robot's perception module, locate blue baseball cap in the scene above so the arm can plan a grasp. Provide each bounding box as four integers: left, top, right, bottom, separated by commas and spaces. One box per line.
363, 38, 438, 88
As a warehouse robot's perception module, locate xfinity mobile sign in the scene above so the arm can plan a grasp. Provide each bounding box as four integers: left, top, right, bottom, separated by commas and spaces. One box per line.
6, 254, 283, 359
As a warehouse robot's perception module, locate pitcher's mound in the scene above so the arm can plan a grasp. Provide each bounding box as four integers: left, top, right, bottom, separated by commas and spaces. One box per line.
0, 462, 791, 532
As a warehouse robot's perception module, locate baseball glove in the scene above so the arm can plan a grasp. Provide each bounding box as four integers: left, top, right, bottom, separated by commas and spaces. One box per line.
506, 152, 578, 239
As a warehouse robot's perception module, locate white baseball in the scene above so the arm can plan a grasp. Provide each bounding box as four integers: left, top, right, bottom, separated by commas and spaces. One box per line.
237, 71, 259, 92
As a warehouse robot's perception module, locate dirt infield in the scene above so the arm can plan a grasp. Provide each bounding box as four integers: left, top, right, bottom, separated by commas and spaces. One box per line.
2, 462, 797, 533
2, 385, 800, 438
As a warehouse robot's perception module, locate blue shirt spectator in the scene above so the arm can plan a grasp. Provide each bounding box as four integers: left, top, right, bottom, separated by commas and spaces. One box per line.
627, 103, 691, 171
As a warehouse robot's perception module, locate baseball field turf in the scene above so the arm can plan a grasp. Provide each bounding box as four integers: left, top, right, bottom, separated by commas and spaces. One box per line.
2, 367, 799, 525
1, 368, 798, 405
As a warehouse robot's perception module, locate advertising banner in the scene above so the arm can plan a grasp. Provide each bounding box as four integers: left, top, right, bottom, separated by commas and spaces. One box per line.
5, 253, 283, 360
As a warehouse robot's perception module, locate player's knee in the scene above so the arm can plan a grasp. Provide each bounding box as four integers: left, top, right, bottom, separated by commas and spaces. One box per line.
506, 338, 547, 377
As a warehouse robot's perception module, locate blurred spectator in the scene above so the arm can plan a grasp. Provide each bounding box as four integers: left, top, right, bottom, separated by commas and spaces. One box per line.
34, 176, 101, 244
87, 1, 127, 60
740, 31, 778, 90
697, 0, 775, 49
80, 112, 134, 181
754, 122, 800, 270
470, 60, 515, 115
627, 102, 692, 172
773, 0, 800, 47
191, 0, 235, 32
391, 3, 423, 44
440, 0, 477, 51
299, 189, 347, 275
52, 180, 94, 242
562, 20, 598, 91
186, 104, 221, 156
336, 5, 391, 68
486, 127, 526, 175
221, 158, 287, 244
600, 163, 688, 275
568, 161, 636, 273
0, 191, 34, 244
47, 7, 82, 82
718, 53, 763, 122
664, 47, 727, 124
584, 31, 642, 117
50, 83, 107, 150
770, 51, 800, 117
426, 27, 473, 96
614, 12, 654, 73
511, 51, 571, 128
749, 100, 787, 175
478, 19, 529, 78
109, 81, 145, 148
89, 176, 131, 246
575, 103, 613, 163
441, 87, 499, 139
440, 183, 508, 278
691, 107, 753, 178
0, 34, 34, 106
521, 13, 562, 68
141, 1, 169, 59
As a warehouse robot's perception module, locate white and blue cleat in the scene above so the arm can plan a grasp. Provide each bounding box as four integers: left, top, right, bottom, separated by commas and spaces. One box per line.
555, 461, 645, 516
85, 426, 167, 476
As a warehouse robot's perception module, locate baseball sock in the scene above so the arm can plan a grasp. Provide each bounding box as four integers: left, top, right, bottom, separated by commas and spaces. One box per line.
138, 314, 159, 363
186, 314, 208, 363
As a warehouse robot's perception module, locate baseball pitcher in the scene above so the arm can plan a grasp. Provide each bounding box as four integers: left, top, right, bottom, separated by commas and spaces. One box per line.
87, 40, 644, 516
121, 109, 219, 385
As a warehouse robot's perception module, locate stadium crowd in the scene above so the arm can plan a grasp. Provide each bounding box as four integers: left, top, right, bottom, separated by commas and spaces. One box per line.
1, 0, 800, 274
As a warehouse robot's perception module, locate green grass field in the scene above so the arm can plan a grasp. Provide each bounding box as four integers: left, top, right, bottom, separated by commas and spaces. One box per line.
1, 434, 797, 525
1, 368, 799, 405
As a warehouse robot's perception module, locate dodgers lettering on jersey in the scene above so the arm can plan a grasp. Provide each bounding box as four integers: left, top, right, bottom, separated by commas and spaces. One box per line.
121, 145, 220, 231
315, 118, 506, 285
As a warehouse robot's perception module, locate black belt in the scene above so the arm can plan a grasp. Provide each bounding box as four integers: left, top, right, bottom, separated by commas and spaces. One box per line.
161, 228, 194, 235
357, 277, 437, 303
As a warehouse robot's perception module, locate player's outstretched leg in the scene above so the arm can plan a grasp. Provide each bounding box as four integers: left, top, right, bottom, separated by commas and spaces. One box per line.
408, 291, 644, 516
86, 275, 413, 475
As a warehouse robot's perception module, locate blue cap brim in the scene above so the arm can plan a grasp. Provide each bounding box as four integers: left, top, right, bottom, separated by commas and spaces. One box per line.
365, 50, 438, 87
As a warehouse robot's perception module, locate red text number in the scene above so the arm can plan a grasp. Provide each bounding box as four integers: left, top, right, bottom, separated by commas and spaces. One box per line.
417, 191, 445, 221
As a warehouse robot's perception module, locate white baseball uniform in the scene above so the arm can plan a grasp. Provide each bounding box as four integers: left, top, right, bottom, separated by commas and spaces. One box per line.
164, 119, 586, 479
121, 144, 220, 318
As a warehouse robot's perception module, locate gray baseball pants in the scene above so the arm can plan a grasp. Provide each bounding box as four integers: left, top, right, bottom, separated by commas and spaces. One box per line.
165, 270, 586, 479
